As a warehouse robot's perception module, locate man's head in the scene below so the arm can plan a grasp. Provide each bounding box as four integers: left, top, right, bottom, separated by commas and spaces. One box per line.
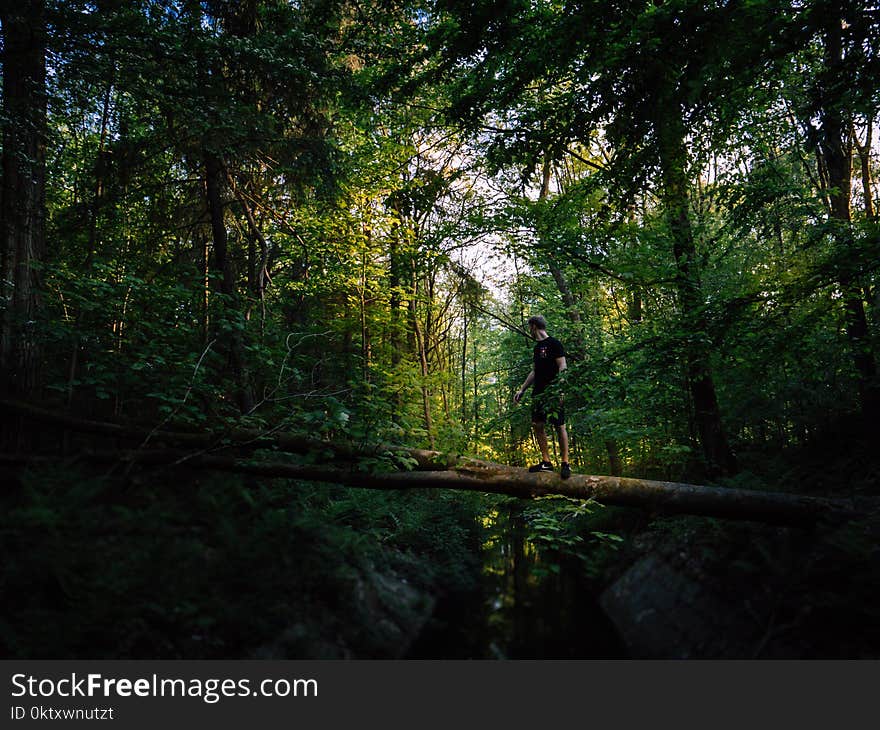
527, 315, 547, 337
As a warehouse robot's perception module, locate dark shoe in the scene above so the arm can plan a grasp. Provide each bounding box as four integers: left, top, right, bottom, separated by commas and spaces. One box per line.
560, 462, 571, 479
528, 461, 554, 473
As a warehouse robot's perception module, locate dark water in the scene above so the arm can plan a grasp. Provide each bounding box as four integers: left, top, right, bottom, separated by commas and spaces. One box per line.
408, 504, 627, 659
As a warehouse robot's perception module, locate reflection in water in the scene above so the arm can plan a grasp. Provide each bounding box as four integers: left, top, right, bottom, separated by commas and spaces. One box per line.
482, 503, 627, 659
406, 502, 627, 659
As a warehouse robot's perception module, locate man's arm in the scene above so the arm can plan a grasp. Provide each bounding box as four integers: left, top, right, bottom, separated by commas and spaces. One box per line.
514, 370, 535, 404
549, 357, 568, 397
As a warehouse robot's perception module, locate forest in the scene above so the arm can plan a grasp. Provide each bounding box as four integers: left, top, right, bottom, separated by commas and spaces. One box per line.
1, 0, 879, 659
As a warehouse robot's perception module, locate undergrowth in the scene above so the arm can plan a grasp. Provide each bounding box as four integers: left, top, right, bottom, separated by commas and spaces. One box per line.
0, 465, 483, 659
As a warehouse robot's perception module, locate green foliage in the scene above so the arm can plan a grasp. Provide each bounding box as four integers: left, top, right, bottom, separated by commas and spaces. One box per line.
513, 496, 625, 580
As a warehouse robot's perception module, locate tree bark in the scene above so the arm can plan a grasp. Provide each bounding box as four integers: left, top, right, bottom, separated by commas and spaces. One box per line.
0, 0, 47, 398
654, 98, 738, 477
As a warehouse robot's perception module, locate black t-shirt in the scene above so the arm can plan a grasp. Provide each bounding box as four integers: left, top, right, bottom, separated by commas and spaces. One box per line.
533, 336, 565, 393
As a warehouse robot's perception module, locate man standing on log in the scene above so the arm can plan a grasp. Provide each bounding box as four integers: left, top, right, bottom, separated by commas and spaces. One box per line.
514, 315, 571, 479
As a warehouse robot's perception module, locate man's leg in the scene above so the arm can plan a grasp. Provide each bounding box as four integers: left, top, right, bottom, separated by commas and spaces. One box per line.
533, 420, 551, 463
556, 424, 569, 464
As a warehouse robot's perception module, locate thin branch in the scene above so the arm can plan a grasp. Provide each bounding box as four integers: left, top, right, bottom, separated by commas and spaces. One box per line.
565, 147, 607, 173
139, 339, 216, 450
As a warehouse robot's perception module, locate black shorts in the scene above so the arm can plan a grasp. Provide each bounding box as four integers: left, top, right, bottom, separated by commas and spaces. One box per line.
532, 392, 565, 426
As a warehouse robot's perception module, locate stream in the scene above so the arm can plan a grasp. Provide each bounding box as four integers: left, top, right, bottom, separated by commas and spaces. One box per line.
408, 503, 628, 659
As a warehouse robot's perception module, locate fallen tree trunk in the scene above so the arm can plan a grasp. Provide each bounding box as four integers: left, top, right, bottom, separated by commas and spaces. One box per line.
1, 448, 871, 527
2, 398, 873, 526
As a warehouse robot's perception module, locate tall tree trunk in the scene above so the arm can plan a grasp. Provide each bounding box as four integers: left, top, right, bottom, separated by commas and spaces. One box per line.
857, 122, 880, 341
228, 172, 271, 339
412, 289, 436, 450
853, 118, 876, 222
461, 306, 469, 424
655, 102, 738, 477
0, 1, 47, 401
382, 215, 409, 417
203, 151, 254, 413
818, 21, 879, 418
388, 217, 405, 368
